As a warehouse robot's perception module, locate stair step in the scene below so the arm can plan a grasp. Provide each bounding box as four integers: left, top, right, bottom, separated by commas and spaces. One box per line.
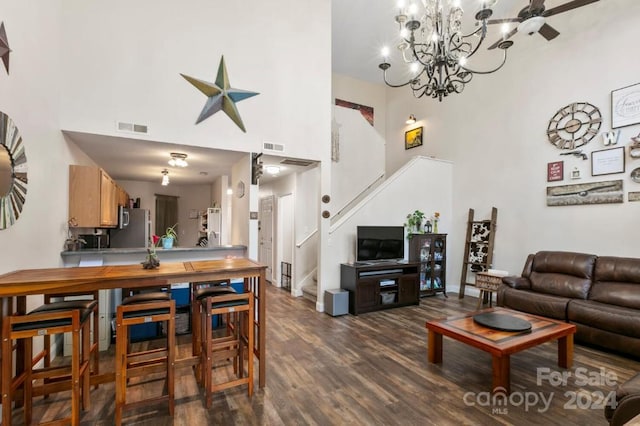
301, 283, 317, 302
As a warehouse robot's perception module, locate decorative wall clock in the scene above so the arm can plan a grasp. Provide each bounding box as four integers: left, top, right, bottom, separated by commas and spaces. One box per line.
547, 102, 602, 150
0, 111, 28, 229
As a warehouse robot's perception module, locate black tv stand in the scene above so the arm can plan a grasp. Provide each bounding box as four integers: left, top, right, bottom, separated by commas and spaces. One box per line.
340, 261, 420, 315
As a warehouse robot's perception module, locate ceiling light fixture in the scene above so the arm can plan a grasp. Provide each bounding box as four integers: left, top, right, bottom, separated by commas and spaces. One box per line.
161, 169, 170, 186
406, 114, 416, 124
168, 152, 188, 167
379, 0, 513, 101
265, 165, 280, 175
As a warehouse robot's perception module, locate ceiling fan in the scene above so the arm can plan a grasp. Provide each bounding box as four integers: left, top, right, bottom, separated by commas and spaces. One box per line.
486, 0, 600, 50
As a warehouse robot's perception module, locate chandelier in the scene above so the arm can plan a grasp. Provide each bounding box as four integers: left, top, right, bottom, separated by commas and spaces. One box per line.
161, 169, 170, 186
379, 0, 513, 101
168, 152, 188, 167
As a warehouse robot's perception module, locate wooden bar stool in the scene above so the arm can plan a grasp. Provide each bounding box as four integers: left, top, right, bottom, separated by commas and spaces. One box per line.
114, 291, 175, 426
43, 291, 100, 391
197, 288, 254, 408
1, 300, 95, 426
190, 281, 233, 365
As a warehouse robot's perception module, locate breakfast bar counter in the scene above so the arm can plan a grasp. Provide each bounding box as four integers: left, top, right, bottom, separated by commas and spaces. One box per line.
0, 258, 267, 395
60, 245, 247, 267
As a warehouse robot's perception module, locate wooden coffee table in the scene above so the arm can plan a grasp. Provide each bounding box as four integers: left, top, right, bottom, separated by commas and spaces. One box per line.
425, 307, 576, 393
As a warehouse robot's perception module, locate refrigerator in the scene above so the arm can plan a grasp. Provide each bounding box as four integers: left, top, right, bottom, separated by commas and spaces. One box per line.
110, 208, 152, 248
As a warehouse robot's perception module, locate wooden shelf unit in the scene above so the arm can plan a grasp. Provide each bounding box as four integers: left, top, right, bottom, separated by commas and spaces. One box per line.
459, 207, 498, 299
340, 262, 419, 315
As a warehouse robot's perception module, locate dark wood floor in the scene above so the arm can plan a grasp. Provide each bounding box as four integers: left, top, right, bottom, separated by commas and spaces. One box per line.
13, 285, 640, 425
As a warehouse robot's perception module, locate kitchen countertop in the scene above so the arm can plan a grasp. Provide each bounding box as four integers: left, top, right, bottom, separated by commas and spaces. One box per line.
60, 245, 246, 256
60, 245, 248, 267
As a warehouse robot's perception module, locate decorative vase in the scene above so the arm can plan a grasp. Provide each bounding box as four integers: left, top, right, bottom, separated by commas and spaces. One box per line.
433, 221, 438, 234
162, 237, 174, 249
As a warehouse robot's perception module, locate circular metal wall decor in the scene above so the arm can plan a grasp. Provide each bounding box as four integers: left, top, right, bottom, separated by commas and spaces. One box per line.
321, 210, 330, 219
321, 195, 330, 203
0, 111, 28, 229
547, 102, 602, 150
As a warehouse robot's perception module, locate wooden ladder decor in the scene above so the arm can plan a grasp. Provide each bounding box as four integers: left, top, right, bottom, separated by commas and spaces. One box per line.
458, 207, 498, 299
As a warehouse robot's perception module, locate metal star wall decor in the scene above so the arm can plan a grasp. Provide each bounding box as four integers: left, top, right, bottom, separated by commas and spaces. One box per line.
0, 22, 11, 74
180, 56, 258, 133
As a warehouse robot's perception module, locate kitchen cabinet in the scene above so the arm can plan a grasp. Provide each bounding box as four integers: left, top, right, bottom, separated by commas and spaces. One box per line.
116, 184, 129, 207
69, 165, 119, 228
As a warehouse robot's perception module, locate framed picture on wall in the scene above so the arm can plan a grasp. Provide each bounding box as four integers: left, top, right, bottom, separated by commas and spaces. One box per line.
611, 82, 640, 128
405, 127, 423, 150
547, 161, 564, 182
592, 146, 625, 176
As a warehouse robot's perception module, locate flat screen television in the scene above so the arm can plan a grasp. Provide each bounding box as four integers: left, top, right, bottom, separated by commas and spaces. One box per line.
356, 226, 405, 262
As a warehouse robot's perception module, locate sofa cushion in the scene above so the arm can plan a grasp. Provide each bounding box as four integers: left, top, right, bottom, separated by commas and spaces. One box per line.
568, 300, 640, 339
501, 276, 531, 290
499, 287, 570, 320
529, 251, 596, 299
591, 256, 640, 309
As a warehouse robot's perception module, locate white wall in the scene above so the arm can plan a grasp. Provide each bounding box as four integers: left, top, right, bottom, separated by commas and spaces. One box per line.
0, 0, 68, 276
331, 107, 386, 216
231, 155, 252, 250
332, 73, 387, 139
384, 0, 640, 292
58, 0, 331, 163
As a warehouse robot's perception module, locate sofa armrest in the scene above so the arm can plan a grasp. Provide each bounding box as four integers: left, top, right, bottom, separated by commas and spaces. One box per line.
502, 276, 531, 290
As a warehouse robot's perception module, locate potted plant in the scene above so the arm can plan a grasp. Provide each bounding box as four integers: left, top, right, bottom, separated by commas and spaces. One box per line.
161, 224, 178, 249
142, 235, 162, 269
405, 210, 425, 237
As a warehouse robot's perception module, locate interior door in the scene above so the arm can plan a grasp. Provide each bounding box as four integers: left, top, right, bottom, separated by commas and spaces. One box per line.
259, 196, 274, 283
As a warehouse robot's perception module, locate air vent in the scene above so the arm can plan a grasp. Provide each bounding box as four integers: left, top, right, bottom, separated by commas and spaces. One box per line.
263, 141, 285, 152
280, 158, 314, 167
116, 121, 149, 134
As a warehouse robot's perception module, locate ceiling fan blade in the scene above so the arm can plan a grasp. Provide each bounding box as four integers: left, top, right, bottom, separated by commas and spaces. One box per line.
538, 23, 560, 40
487, 27, 518, 50
543, 0, 599, 18
485, 18, 521, 25
530, 0, 546, 11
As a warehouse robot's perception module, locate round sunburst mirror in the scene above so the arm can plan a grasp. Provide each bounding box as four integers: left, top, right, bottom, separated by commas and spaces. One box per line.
0, 111, 28, 229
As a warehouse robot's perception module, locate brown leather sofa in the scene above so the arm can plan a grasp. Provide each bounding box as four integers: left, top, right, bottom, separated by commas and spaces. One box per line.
497, 251, 640, 358
604, 372, 640, 425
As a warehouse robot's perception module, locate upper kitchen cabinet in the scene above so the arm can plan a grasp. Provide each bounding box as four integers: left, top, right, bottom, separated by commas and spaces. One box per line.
69, 165, 119, 228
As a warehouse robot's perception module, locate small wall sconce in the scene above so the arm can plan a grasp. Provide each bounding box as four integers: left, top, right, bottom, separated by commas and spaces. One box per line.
405, 114, 416, 125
